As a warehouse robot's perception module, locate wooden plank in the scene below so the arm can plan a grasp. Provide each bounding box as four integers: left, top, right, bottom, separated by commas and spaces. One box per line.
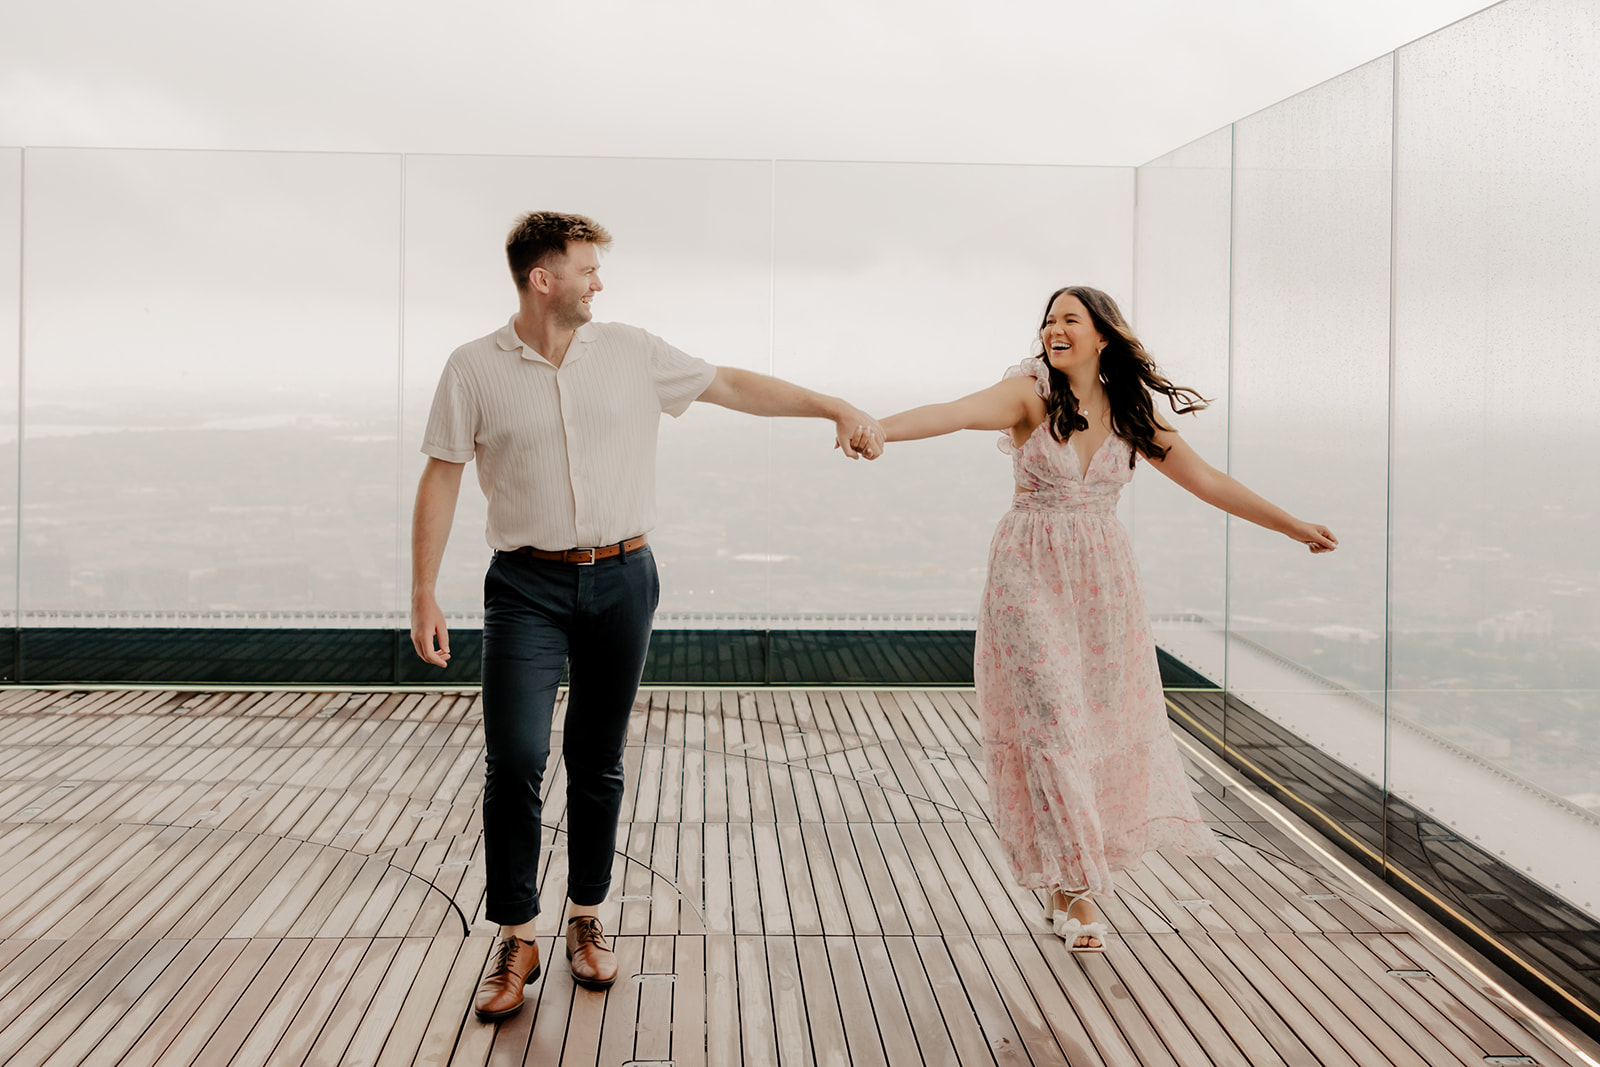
942, 823, 1033, 935
776, 822, 819, 936
706, 934, 740, 1067
43, 938, 214, 1066
1262, 930, 1447, 1067
912, 935, 1001, 1066
225, 937, 366, 1066
633, 935, 676, 1062
672, 934, 709, 1067
1117, 930, 1280, 1067
1319, 930, 1505, 1063
791, 937, 849, 1067
32, 939, 190, 1067
1187, 930, 1365, 1067
703, 821, 733, 935
736, 934, 779, 1066
648, 814, 681, 936
902, 823, 994, 935
1006, 934, 1114, 1067
1364, 931, 1581, 1067
971, 932, 1072, 1064
143, 937, 284, 1067
593, 934, 649, 1067
2, 824, 148, 937
180, 938, 315, 1067
842, 823, 910, 937
111, 938, 249, 1067
410, 936, 494, 1067
677, 822, 707, 936
619, 821, 657, 936
341, 937, 434, 1067
729, 824, 764, 935
766, 936, 814, 1067
0, 937, 128, 1062
870, 823, 944, 936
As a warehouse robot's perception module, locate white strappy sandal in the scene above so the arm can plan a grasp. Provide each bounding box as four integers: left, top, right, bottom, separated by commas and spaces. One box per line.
1051, 890, 1108, 953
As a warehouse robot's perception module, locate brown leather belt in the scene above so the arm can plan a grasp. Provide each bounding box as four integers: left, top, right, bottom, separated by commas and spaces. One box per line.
514, 534, 648, 565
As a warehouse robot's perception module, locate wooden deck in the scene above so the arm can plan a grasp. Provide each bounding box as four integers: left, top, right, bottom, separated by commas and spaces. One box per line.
0, 685, 1595, 1067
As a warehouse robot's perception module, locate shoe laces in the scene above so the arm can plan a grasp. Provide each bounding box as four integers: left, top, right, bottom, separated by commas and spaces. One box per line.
569, 916, 607, 949
491, 936, 523, 973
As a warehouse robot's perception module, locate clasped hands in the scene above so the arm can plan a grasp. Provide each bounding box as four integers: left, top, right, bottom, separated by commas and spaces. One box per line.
833, 405, 886, 460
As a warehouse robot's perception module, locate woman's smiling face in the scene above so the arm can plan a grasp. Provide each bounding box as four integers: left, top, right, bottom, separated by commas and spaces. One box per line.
1040, 292, 1105, 376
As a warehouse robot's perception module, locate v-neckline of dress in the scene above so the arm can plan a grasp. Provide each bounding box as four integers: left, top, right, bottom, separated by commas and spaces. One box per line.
1070, 432, 1116, 481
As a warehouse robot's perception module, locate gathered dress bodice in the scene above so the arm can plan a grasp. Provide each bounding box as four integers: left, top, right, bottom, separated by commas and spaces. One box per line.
1000, 356, 1132, 518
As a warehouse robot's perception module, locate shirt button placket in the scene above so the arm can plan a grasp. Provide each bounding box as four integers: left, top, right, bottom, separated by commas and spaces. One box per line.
557, 368, 587, 548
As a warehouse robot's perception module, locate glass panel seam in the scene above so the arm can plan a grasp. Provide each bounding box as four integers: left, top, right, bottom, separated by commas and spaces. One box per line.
1382, 48, 1401, 878
765, 159, 776, 629
1223, 123, 1237, 744
13, 148, 23, 666
395, 153, 408, 678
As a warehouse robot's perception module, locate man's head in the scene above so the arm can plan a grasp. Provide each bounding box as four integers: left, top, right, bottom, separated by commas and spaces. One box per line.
506, 211, 612, 327
506, 211, 612, 292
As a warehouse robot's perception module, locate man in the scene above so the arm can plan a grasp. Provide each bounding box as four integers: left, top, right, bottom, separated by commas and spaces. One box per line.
411, 211, 882, 1022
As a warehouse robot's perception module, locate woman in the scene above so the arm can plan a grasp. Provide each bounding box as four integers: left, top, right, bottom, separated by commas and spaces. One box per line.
876, 286, 1336, 951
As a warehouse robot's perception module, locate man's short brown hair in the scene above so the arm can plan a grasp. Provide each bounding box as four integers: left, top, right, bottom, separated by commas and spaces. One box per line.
506, 211, 613, 291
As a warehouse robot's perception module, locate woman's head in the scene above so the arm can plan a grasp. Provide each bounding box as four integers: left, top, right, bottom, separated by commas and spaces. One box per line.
1031, 285, 1207, 465
1036, 286, 1135, 379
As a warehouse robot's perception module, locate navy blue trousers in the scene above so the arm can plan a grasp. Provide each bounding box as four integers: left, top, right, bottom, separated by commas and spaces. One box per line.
479, 545, 658, 926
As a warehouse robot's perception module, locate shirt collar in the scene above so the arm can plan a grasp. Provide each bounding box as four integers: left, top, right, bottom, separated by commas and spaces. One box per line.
495, 317, 596, 365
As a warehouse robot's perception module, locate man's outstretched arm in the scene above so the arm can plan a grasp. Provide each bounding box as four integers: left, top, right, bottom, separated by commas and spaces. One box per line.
696, 366, 884, 458
411, 457, 465, 666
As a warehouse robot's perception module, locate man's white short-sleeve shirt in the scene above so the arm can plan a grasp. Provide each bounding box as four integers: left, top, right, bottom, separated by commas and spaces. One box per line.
422, 318, 717, 551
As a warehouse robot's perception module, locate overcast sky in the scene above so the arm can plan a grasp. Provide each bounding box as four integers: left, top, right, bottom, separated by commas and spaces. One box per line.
2, 0, 1495, 165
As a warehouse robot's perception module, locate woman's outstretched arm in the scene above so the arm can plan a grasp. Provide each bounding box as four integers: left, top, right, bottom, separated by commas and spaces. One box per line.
880, 377, 1040, 443
1146, 427, 1338, 553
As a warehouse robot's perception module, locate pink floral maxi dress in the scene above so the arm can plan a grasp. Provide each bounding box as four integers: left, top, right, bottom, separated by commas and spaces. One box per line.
976, 358, 1218, 895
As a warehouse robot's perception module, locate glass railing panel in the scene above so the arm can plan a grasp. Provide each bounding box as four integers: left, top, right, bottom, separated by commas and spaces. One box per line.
19, 149, 402, 626
0, 149, 19, 641
769, 161, 1135, 616
1391, 0, 1600, 916
1227, 57, 1394, 791
400, 156, 775, 623
1131, 127, 1232, 688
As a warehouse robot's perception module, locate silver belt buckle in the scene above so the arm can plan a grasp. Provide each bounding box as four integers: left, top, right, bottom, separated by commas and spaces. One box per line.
573, 547, 596, 565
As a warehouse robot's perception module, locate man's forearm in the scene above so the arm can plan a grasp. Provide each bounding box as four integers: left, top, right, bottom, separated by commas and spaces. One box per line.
703, 367, 847, 419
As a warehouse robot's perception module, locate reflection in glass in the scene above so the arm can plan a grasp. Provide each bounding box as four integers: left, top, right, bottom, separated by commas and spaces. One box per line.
20, 149, 403, 624
401, 155, 773, 622
1226, 56, 1394, 785
1390, 0, 1600, 912
1131, 128, 1232, 689
770, 161, 1134, 615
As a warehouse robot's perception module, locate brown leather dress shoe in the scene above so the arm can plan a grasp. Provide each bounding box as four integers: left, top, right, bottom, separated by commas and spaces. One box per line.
565, 915, 618, 990
474, 936, 541, 1021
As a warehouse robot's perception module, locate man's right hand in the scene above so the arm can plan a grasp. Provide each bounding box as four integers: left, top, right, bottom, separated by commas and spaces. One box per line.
411, 592, 452, 667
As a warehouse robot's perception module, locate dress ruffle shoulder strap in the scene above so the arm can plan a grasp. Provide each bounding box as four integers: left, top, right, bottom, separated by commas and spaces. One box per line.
998, 356, 1051, 454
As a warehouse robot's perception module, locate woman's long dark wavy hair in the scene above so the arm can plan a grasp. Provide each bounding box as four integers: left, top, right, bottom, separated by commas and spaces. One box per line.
1036, 286, 1207, 467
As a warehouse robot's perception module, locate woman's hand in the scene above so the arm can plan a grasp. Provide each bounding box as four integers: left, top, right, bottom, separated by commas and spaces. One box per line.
850, 423, 882, 457
1291, 521, 1338, 553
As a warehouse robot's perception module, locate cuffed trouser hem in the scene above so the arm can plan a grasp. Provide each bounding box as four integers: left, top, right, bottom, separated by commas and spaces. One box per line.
486, 894, 541, 928
566, 879, 612, 908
